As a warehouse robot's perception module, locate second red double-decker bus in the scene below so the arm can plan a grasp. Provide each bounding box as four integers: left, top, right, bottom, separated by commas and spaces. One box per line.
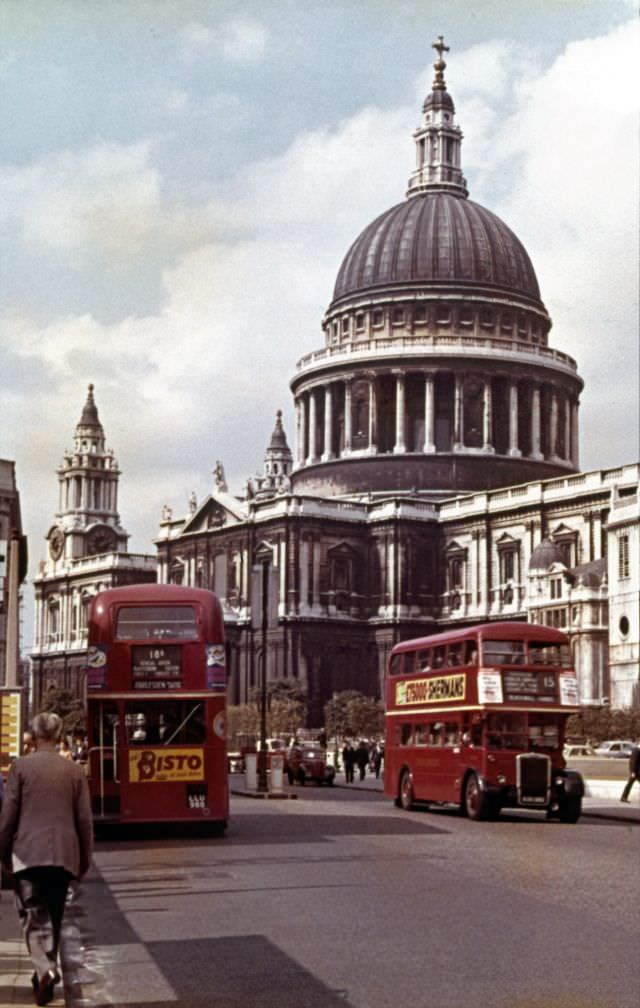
384, 622, 584, 822
85, 583, 228, 829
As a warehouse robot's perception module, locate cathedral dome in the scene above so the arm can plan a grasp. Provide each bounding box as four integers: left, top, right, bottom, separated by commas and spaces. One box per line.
290, 38, 582, 501
331, 192, 542, 308
529, 539, 566, 572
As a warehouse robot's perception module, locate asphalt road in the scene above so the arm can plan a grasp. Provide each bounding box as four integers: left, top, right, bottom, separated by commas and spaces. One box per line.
68, 785, 639, 1008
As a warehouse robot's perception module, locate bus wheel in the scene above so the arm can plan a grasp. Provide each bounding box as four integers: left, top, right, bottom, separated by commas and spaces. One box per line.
558, 796, 581, 824
464, 773, 488, 821
398, 770, 414, 811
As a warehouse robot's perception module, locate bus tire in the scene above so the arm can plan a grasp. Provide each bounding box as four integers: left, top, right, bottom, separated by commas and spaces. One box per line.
463, 773, 488, 821
558, 796, 581, 824
398, 769, 414, 811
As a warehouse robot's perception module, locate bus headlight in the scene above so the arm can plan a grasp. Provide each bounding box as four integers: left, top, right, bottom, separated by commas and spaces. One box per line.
497, 774, 506, 785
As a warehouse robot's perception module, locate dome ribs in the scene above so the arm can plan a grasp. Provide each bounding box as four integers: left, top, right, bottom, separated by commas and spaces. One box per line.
330, 194, 544, 307
452, 196, 475, 281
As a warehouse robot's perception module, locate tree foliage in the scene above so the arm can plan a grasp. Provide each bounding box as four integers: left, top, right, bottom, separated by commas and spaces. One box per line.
565, 707, 640, 745
324, 690, 384, 743
228, 679, 308, 746
39, 687, 86, 738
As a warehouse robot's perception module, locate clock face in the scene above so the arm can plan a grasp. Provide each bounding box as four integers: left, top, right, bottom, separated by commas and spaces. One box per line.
86, 526, 116, 556
49, 528, 64, 561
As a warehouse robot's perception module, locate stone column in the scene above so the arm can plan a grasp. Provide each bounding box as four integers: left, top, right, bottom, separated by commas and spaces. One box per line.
550, 389, 559, 460
367, 372, 378, 453
423, 371, 436, 453
453, 373, 464, 451
344, 377, 353, 455
531, 384, 543, 460
393, 370, 406, 453
297, 397, 306, 466
322, 384, 334, 462
563, 395, 571, 463
299, 538, 310, 614
312, 540, 321, 611
482, 379, 494, 453
571, 399, 580, 468
308, 389, 318, 463
278, 538, 287, 618
508, 381, 521, 457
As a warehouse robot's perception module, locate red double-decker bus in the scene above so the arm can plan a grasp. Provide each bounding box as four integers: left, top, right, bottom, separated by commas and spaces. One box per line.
85, 584, 228, 829
384, 622, 584, 822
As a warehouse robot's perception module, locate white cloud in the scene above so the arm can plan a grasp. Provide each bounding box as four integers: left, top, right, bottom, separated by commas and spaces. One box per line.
219, 17, 269, 63
179, 16, 268, 65
2, 141, 162, 257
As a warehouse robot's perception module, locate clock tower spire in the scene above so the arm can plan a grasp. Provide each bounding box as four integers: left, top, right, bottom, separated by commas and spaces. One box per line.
32, 385, 156, 712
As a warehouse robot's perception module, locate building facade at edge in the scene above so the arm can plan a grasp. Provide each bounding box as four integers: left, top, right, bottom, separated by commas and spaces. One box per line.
30, 385, 157, 712
0, 459, 28, 688
155, 43, 639, 723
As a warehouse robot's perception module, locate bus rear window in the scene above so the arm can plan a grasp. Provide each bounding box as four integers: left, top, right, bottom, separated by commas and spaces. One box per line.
529, 642, 571, 668
116, 606, 198, 641
482, 640, 525, 664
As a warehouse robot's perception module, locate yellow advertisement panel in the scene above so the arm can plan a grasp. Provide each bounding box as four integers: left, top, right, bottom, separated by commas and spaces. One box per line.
396, 674, 466, 706
128, 748, 205, 783
0, 690, 22, 774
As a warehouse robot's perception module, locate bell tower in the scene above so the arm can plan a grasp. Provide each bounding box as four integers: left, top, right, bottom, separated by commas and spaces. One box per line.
32, 384, 156, 711
48, 384, 127, 562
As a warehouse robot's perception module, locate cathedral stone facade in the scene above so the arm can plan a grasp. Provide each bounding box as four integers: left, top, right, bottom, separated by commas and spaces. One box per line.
155, 42, 639, 724
31, 385, 156, 710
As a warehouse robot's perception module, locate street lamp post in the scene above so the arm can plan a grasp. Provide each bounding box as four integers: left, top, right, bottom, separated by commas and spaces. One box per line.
256, 549, 271, 792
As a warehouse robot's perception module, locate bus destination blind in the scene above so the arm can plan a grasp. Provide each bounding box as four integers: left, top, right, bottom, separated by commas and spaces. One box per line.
132, 645, 182, 689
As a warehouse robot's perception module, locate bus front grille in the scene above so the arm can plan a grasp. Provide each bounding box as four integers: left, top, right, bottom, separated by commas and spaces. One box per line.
516, 754, 551, 806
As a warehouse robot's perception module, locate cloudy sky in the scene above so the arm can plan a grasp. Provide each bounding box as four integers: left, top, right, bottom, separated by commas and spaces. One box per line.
1, 0, 638, 635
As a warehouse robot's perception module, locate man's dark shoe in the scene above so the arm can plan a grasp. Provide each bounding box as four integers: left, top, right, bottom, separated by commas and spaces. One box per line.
34, 969, 57, 1006
620, 797, 630, 803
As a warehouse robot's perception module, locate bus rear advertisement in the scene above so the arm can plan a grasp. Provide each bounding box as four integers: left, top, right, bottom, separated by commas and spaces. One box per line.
85, 583, 228, 829
384, 622, 584, 823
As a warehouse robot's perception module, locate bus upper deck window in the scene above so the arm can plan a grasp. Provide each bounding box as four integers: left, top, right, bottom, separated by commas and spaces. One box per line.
483, 640, 524, 665
433, 646, 446, 668
448, 644, 462, 667
463, 641, 477, 664
404, 651, 416, 676
115, 605, 198, 641
389, 654, 402, 676
418, 649, 431, 672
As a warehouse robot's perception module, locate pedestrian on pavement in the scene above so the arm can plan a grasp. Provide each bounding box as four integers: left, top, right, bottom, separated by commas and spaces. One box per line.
371, 741, 383, 779
0, 712, 93, 1007
342, 742, 355, 783
620, 742, 640, 803
356, 740, 369, 781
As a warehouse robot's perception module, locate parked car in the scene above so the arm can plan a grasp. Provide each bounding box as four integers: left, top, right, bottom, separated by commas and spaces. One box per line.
563, 744, 596, 759
286, 741, 336, 786
593, 740, 634, 759
227, 750, 244, 773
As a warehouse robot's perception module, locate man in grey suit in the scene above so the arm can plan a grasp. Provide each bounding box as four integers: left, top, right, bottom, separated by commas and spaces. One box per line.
0, 712, 93, 1006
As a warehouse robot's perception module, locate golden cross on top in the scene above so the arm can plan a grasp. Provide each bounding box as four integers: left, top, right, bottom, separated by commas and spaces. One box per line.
432, 35, 449, 60
431, 35, 449, 89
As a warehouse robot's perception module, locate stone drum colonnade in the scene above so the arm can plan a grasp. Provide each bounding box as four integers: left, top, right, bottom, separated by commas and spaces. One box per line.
294, 364, 580, 470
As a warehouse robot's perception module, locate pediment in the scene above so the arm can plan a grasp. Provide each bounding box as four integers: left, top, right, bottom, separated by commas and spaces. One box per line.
496, 532, 519, 547
550, 522, 576, 539
181, 494, 246, 534
445, 539, 466, 555
327, 541, 358, 559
